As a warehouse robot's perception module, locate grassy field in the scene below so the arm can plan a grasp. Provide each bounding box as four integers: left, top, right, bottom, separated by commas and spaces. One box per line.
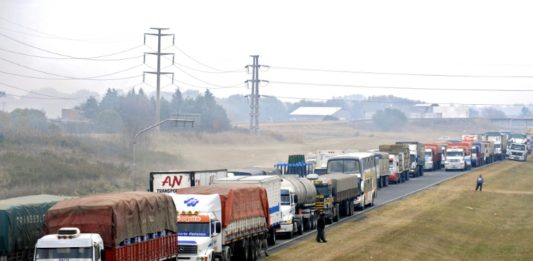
268, 158, 533, 261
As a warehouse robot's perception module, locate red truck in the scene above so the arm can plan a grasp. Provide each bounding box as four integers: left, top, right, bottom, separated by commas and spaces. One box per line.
34, 192, 179, 261
171, 184, 270, 261
424, 144, 442, 171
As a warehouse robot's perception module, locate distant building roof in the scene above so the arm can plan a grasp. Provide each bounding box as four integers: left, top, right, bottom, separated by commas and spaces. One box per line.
290, 107, 342, 116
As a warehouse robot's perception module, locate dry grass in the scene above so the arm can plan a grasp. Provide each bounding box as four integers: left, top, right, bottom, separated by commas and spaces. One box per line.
268, 158, 533, 261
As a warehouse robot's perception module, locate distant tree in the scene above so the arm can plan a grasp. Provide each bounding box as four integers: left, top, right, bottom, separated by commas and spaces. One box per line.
481, 108, 507, 119
99, 88, 120, 112
259, 96, 289, 122
194, 90, 231, 131
170, 88, 183, 114
372, 108, 408, 131
79, 96, 99, 119
521, 106, 532, 117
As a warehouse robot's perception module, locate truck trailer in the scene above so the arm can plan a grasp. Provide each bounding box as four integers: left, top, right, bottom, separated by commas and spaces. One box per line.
171, 184, 270, 261
214, 176, 282, 244
0, 195, 70, 261
35, 192, 178, 261
485, 132, 508, 161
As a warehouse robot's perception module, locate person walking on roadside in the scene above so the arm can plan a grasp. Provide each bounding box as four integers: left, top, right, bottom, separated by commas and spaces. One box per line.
316, 211, 327, 243
475, 174, 484, 191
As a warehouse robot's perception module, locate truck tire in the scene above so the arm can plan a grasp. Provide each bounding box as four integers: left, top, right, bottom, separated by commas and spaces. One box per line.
221, 246, 232, 261
333, 205, 339, 222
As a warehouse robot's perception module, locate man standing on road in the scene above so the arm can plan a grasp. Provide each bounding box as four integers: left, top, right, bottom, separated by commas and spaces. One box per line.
475, 174, 484, 191
316, 212, 327, 243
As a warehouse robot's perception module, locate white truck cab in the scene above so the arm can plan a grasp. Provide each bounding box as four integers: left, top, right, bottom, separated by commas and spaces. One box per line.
34, 228, 104, 261
445, 148, 466, 171
172, 194, 222, 261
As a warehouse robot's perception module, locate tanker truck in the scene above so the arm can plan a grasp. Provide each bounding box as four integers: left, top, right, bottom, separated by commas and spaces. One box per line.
277, 176, 317, 238
308, 173, 359, 223
213, 175, 281, 245
171, 184, 270, 261
34, 192, 178, 261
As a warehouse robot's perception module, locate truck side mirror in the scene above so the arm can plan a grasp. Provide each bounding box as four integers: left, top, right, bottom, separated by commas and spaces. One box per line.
293, 195, 298, 204
216, 222, 221, 234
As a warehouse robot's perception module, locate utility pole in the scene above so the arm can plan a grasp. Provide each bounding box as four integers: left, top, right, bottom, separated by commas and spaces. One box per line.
245, 55, 268, 134
144, 28, 175, 131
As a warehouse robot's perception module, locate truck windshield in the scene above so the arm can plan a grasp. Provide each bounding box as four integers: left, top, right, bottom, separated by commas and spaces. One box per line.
424, 151, 432, 157
35, 247, 93, 260
327, 159, 360, 174
315, 185, 330, 197
447, 151, 464, 157
281, 189, 290, 205
511, 144, 526, 150
178, 222, 210, 237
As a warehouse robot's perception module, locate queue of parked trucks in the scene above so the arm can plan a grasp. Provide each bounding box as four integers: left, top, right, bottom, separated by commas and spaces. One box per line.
0, 130, 530, 261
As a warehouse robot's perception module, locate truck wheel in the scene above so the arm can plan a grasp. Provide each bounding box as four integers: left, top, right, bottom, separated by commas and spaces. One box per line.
222, 247, 232, 261
249, 238, 258, 261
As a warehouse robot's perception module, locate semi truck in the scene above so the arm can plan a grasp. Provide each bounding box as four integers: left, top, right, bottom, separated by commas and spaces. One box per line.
35, 192, 178, 261
387, 153, 407, 184
149, 169, 227, 193
424, 144, 442, 171
462, 134, 484, 167
508, 143, 528, 161
308, 173, 359, 223
481, 140, 495, 164
0, 195, 70, 261
171, 184, 270, 261
379, 144, 411, 183
213, 176, 281, 244
445, 142, 472, 171
396, 142, 425, 177
485, 132, 508, 161
277, 176, 317, 238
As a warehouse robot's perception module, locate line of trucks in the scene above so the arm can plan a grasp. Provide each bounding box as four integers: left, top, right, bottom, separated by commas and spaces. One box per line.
1, 131, 529, 261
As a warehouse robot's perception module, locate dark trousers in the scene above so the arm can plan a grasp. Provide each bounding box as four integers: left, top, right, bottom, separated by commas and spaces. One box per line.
476, 183, 483, 191
316, 227, 326, 242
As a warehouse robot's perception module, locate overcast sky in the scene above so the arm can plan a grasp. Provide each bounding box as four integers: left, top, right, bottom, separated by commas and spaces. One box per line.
1, 0, 533, 108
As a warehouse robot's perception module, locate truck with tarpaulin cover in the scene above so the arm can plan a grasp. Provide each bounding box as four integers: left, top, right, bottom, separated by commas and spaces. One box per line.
396, 141, 425, 177
309, 173, 359, 223
213, 175, 281, 244
34, 192, 178, 261
485, 132, 507, 161
0, 195, 70, 261
171, 183, 270, 261
149, 169, 227, 193
379, 144, 410, 183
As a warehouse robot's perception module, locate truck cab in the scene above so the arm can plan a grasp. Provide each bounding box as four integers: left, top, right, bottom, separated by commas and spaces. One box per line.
172, 194, 222, 261
508, 143, 528, 161
34, 228, 104, 261
279, 187, 298, 236
445, 148, 467, 171
424, 149, 434, 170
311, 178, 335, 224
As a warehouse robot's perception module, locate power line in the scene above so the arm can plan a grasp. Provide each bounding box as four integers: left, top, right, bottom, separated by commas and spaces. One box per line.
0, 81, 86, 100
0, 69, 141, 81
0, 46, 143, 61
0, 56, 144, 79
269, 80, 533, 92
172, 46, 242, 73
270, 65, 533, 79
0, 16, 138, 43
172, 64, 244, 88
0, 31, 145, 60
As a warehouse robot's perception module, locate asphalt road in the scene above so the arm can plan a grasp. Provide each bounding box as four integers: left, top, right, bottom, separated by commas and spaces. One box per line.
268, 162, 498, 254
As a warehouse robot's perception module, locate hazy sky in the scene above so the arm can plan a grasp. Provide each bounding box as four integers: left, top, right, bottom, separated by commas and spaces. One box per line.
1, 0, 533, 108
